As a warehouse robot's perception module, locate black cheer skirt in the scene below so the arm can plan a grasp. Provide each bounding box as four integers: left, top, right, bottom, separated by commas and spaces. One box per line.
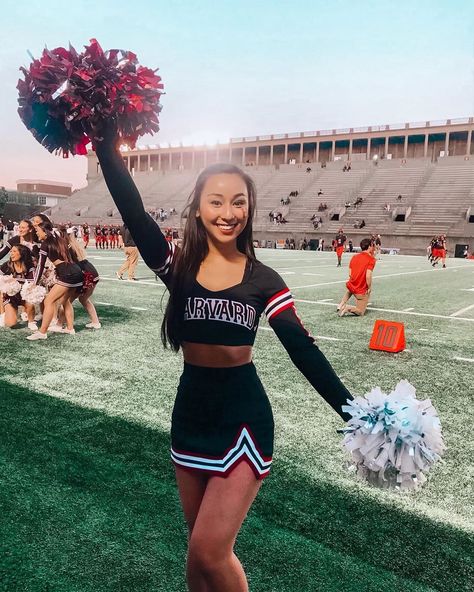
171, 362, 274, 479
55, 262, 83, 288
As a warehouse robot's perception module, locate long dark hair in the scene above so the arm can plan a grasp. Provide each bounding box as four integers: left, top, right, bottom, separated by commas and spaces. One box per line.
8, 243, 33, 276
161, 163, 257, 351
37, 221, 75, 263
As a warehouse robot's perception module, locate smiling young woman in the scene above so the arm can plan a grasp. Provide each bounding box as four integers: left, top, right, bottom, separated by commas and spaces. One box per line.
95, 125, 354, 592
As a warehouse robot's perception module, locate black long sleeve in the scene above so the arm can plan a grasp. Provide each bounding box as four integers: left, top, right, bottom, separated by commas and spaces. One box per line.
269, 309, 353, 421
95, 144, 176, 283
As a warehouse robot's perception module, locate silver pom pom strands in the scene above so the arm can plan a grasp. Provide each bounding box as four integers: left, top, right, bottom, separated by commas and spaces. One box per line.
0, 275, 22, 297
341, 380, 445, 491
20, 282, 47, 305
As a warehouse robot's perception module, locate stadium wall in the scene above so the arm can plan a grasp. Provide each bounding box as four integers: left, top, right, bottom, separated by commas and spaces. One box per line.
87, 117, 474, 179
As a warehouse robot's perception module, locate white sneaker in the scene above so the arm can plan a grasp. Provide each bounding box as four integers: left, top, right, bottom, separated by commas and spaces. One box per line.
21, 311, 28, 322
85, 322, 101, 329
27, 331, 47, 341
48, 324, 65, 333
61, 328, 76, 335
28, 322, 38, 331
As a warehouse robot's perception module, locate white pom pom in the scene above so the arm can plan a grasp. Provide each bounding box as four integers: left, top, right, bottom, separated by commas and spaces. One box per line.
40, 267, 57, 289
0, 275, 22, 296
20, 282, 47, 304
341, 380, 445, 491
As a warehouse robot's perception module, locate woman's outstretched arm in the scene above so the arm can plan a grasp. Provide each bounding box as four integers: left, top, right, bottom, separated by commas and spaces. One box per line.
95, 138, 175, 278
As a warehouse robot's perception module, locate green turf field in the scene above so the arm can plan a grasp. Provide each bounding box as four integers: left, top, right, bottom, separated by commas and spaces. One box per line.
1, 249, 473, 591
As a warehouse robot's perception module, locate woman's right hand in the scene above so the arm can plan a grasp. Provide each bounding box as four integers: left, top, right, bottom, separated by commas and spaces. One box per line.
91, 117, 120, 152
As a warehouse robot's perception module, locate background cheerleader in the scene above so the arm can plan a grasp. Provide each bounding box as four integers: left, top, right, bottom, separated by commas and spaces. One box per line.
63, 230, 101, 330
0, 219, 39, 262
0, 244, 37, 329
27, 221, 83, 340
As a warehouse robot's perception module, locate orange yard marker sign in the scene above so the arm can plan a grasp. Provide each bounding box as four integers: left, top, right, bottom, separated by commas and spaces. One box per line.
369, 320, 405, 353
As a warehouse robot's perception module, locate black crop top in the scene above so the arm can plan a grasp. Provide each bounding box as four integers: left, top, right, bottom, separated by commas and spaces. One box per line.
96, 142, 354, 420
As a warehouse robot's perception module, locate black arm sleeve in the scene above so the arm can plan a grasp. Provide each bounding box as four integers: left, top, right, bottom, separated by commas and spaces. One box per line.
33, 244, 48, 285
269, 309, 353, 421
261, 265, 353, 421
95, 144, 177, 284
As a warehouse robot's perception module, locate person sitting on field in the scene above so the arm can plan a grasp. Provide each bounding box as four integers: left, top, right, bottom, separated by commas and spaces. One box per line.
337, 238, 376, 317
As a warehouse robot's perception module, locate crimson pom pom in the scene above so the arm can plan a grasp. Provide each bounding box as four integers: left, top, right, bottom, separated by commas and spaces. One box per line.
17, 39, 164, 157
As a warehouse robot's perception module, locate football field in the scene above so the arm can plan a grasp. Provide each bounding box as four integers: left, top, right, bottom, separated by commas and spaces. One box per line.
1, 249, 473, 591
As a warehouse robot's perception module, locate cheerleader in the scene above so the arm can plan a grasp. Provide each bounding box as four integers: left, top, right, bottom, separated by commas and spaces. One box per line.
96, 126, 353, 592
0, 244, 37, 329
0, 219, 39, 262
65, 231, 101, 329
27, 221, 83, 341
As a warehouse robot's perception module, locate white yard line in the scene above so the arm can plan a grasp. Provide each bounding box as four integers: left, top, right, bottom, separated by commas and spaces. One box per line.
95, 301, 113, 306
295, 298, 474, 323
99, 276, 166, 287
450, 303, 474, 317
289, 264, 469, 290
403, 307, 415, 312
453, 356, 474, 363
130, 306, 149, 311
302, 273, 323, 276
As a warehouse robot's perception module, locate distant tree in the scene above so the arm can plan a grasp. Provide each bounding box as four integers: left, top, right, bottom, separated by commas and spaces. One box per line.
0, 186, 8, 217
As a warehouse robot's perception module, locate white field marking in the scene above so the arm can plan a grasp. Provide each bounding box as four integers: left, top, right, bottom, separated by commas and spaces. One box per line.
460, 288, 474, 292
450, 303, 474, 317
279, 272, 296, 275
317, 298, 334, 302
294, 298, 474, 323
453, 356, 474, 363
403, 307, 415, 312
289, 265, 469, 290
94, 301, 148, 312
302, 273, 323, 276
419, 328, 429, 331
99, 276, 166, 287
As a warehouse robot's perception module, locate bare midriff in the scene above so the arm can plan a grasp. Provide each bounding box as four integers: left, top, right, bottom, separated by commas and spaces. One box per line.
182, 342, 253, 367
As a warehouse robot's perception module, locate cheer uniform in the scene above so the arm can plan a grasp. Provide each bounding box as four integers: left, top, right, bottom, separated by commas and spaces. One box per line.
0, 262, 34, 308
97, 144, 353, 479
77, 259, 99, 292
34, 242, 83, 288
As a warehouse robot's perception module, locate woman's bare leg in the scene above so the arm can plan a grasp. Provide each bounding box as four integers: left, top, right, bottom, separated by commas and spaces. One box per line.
4, 303, 18, 327
39, 285, 70, 333
186, 461, 262, 592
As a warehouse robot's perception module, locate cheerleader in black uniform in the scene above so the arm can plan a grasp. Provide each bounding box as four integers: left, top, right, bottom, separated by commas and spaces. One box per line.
0, 244, 37, 329
27, 221, 83, 340
64, 231, 101, 329
96, 127, 353, 592
0, 219, 39, 262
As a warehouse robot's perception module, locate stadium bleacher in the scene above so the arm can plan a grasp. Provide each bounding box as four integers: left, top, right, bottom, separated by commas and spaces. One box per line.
49, 156, 474, 253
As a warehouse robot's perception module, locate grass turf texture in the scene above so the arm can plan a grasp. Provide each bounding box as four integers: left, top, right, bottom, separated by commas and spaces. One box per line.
1, 249, 473, 591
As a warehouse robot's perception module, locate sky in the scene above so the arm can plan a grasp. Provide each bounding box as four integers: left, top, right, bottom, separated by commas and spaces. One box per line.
1, 0, 474, 190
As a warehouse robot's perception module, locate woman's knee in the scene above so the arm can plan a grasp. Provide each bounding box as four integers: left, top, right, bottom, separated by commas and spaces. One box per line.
187, 533, 231, 575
